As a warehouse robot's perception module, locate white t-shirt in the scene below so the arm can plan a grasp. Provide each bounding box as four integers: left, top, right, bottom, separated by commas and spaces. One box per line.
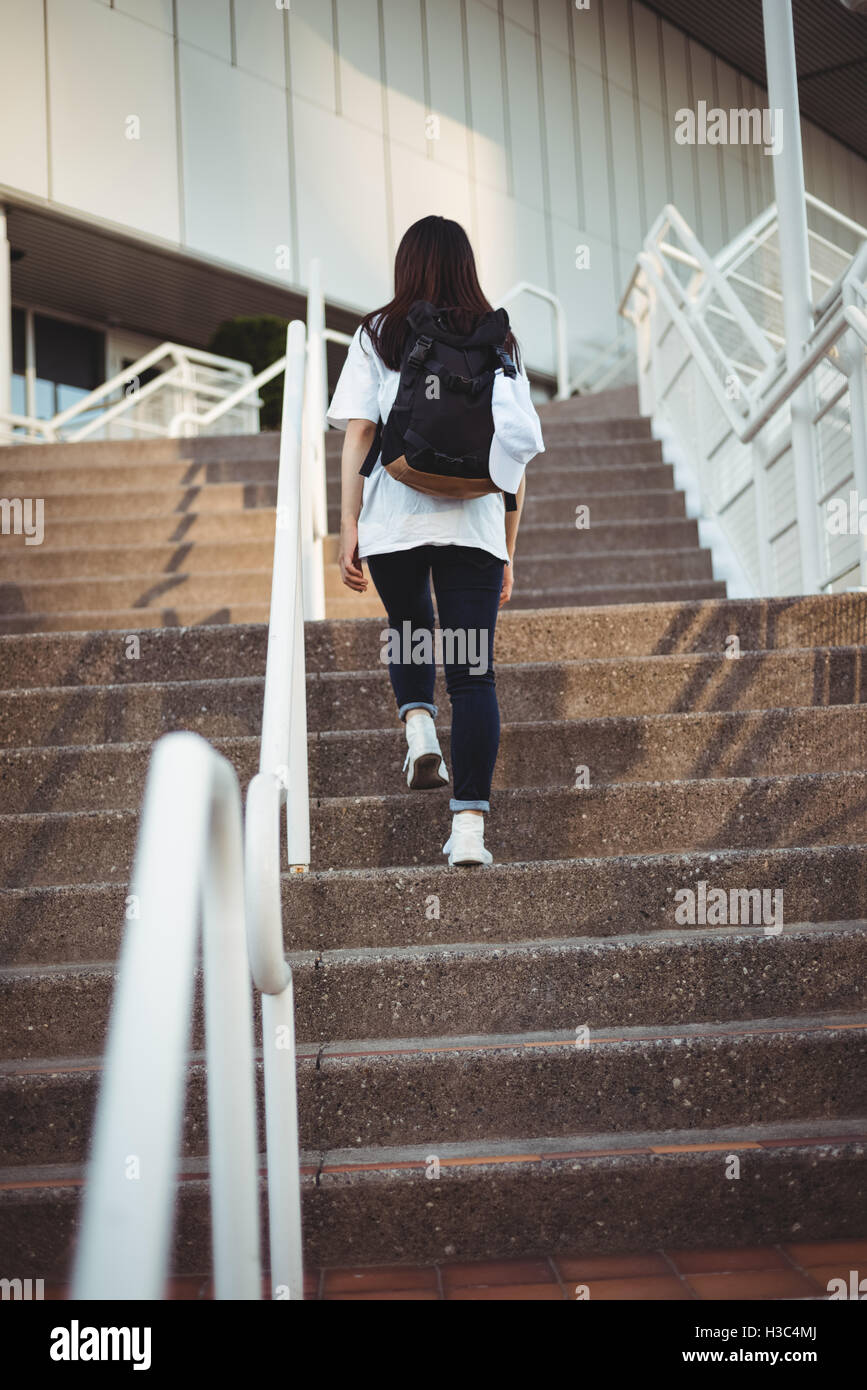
326, 322, 544, 562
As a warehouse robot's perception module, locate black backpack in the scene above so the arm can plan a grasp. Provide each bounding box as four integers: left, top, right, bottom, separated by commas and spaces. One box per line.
359, 301, 518, 511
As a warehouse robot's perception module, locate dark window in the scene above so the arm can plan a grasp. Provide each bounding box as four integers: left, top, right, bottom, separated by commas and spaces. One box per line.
34, 314, 104, 392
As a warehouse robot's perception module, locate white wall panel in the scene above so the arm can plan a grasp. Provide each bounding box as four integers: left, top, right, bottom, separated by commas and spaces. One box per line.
288, 0, 336, 112
180, 46, 289, 276
47, 0, 179, 240
473, 184, 518, 303
389, 143, 474, 246
574, 62, 611, 242
503, 202, 555, 372
0, 0, 48, 197
503, 0, 535, 33
720, 154, 748, 243
177, 0, 231, 61
571, 0, 604, 76
235, 1, 286, 88
638, 101, 671, 224
504, 19, 545, 211
552, 219, 619, 354
607, 83, 642, 252
466, 0, 509, 193
382, 0, 427, 158
117, 0, 173, 32
337, 0, 383, 133
601, 0, 634, 96
539, 0, 569, 54
541, 43, 578, 226
293, 100, 390, 307
633, 7, 666, 115
425, 0, 470, 175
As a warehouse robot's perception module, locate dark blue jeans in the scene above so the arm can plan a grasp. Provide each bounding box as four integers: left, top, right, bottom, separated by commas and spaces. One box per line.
366, 544, 505, 812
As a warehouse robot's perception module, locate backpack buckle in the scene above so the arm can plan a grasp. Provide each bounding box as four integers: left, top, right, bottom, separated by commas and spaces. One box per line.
408, 335, 434, 367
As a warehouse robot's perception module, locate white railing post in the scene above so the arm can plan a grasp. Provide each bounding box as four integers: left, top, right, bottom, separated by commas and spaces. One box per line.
498, 281, 570, 398
301, 259, 327, 621
244, 316, 308, 1300
73, 733, 262, 1301
261, 320, 310, 869
841, 249, 867, 586
0, 206, 12, 441
761, 0, 822, 593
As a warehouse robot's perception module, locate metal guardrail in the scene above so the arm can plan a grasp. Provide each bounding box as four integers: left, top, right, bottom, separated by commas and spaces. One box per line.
621, 195, 867, 595
72, 733, 262, 1300
73, 320, 312, 1301
0, 341, 260, 445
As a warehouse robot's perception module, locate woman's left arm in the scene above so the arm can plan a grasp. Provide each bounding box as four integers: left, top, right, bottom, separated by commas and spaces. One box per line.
500, 476, 525, 608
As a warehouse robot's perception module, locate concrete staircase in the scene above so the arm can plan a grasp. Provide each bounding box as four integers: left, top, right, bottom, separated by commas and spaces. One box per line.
1, 386, 865, 1281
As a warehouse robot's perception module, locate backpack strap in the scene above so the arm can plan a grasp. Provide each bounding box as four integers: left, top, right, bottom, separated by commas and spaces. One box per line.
503, 491, 517, 512
359, 418, 383, 478
495, 346, 517, 378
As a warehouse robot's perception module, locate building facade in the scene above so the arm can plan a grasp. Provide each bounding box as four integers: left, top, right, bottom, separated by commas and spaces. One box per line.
1, 0, 866, 416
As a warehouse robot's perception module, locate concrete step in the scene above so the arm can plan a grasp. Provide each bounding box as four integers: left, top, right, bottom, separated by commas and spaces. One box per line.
325, 487, 690, 532
537, 386, 642, 419
323, 410, 652, 452
2, 1118, 862, 1277
326, 462, 676, 496
3, 705, 866, 813
3, 1014, 864, 1166
520, 489, 686, 523
22, 509, 279, 551
0, 518, 703, 580
306, 771, 867, 871
500, 580, 727, 606
3, 594, 861, 689
0, 540, 275, 582
1, 921, 864, 1056
5, 645, 866, 748
0, 432, 280, 470
0, 548, 712, 616
0, 456, 280, 497
321, 549, 715, 599
6, 482, 278, 521
322, 439, 666, 480
0, 568, 273, 616
0, 603, 275, 636
3, 843, 865, 965
5, 645, 866, 749
3, 769, 867, 883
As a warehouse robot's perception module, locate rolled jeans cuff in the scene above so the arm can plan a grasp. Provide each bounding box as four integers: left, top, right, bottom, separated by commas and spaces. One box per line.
399, 700, 438, 721
450, 798, 489, 813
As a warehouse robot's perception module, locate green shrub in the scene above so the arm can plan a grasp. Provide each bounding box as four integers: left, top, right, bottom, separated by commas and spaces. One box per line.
207, 315, 290, 431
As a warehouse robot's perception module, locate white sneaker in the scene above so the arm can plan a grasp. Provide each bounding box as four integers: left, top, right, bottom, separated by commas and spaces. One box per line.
403, 712, 449, 789
442, 810, 493, 867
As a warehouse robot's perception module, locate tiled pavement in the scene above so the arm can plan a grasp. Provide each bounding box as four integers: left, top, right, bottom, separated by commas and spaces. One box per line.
41, 1238, 867, 1300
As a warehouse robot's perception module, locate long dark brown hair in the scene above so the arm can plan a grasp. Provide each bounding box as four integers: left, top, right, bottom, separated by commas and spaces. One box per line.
360, 215, 519, 370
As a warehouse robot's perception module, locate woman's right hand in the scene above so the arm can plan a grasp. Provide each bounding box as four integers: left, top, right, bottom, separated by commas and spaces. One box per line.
339, 520, 368, 592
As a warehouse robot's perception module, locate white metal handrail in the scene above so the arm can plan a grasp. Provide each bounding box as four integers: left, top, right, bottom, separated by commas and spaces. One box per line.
622, 193, 867, 596
243, 316, 310, 1299
74, 320, 312, 1301
301, 258, 352, 620
73, 732, 262, 1300
570, 332, 637, 396
0, 340, 258, 444
168, 353, 284, 437
498, 280, 570, 399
